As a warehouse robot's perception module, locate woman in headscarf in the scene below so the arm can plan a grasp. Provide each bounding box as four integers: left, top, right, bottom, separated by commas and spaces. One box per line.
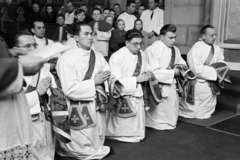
109, 19, 126, 58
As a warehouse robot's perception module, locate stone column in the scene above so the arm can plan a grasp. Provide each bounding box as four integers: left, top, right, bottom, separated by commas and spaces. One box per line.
203, 0, 212, 25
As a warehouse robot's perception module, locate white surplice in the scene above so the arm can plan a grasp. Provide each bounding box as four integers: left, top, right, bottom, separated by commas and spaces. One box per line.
106, 47, 150, 142
24, 66, 57, 160
140, 7, 164, 45
144, 40, 186, 130
93, 30, 112, 57
179, 41, 224, 119
118, 12, 137, 31
64, 11, 75, 25
34, 36, 54, 49
56, 47, 110, 159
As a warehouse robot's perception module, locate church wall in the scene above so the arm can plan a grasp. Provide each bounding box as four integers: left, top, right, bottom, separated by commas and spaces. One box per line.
165, 0, 204, 55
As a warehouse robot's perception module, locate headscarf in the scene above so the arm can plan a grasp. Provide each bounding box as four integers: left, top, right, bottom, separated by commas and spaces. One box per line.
133, 18, 143, 31
115, 19, 126, 37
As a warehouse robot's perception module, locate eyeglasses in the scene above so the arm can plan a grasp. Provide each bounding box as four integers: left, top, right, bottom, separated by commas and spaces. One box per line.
130, 42, 141, 47
205, 33, 217, 38
17, 43, 38, 49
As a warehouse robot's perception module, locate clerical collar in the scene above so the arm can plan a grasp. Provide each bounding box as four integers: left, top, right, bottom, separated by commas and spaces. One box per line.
78, 47, 91, 55
34, 35, 45, 41
160, 40, 173, 49
202, 40, 213, 46
127, 47, 138, 56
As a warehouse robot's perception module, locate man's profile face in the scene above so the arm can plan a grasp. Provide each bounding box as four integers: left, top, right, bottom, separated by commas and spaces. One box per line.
202, 28, 216, 45
31, 22, 45, 38
92, 10, 101, 21
128, 3, 136, 14
148, 0, 157, 10
74, 25, 93, 50
161, 32, 177, 48
16, 35, 37, 52
126, 37, 142, 54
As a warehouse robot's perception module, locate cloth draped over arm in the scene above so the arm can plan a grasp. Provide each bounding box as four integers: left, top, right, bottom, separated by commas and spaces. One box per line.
202, 45, 231, 95
24, 68, 72, 144
168, 47, 197, 105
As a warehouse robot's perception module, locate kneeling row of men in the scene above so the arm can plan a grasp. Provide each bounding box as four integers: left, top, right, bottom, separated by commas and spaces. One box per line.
13, 23, 229, 160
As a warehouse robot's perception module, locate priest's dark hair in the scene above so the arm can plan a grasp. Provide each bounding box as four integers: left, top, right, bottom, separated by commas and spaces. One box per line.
72, 22, 90, 36
30, 19, 44, 29
200, 25, 214, 35
125, 29, 143, 41
91, 7, 102, 14
10, 31, 32, 48
160, 24, 177, 36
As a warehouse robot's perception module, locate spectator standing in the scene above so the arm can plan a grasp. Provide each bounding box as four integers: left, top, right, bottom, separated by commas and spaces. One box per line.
118, 1, 137, 31
140, 0, 164, 45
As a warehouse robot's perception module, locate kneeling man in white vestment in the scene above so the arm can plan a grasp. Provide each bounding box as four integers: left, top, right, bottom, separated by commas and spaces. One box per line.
179, 25, 226, 119
144, 24, 186, 130
106, 29, 152, 142
56, 22, 111, 159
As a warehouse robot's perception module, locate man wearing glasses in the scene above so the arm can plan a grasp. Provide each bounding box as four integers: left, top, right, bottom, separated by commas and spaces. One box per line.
144, 24, 186, 130
106, 29, 151, 142
11, 31, 57, 160
179, 25, 225, 119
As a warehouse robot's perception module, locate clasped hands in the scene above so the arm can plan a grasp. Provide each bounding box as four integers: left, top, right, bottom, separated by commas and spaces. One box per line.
36, 76, 52, 96
94, 70, 111, 85
137, 71, 152, 83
